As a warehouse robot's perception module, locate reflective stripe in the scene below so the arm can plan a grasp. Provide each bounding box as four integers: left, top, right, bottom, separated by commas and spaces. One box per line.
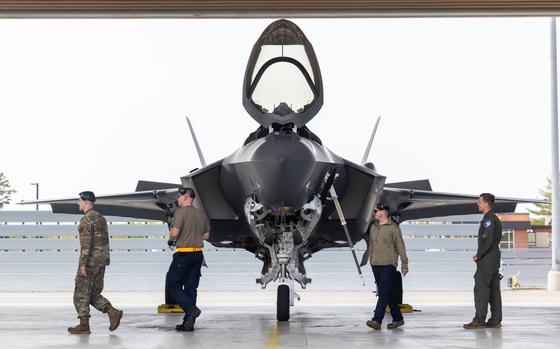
176, 247, 203, 252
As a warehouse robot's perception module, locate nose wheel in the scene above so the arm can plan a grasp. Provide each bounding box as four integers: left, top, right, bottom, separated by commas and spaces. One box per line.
276, 284, 290, 321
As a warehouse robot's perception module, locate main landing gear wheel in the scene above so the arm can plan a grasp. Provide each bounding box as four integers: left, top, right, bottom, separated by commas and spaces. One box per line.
276, 284, 290, 321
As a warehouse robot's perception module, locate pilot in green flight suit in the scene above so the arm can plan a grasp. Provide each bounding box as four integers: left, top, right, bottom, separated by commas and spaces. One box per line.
463, 193, 503, 329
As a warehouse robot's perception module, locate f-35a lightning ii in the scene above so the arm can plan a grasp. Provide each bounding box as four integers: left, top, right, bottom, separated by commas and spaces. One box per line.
24, 19, 542, 321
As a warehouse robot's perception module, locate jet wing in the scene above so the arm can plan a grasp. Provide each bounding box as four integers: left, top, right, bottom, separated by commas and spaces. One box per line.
353, 185, 547, 267
19, 160, 237, 223
381, 186, 547, 222
20, 162, 254, 250
20, 189, 178, 221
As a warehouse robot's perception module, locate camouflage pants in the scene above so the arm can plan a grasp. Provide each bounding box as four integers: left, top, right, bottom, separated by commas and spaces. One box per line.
73, 266, 111, 318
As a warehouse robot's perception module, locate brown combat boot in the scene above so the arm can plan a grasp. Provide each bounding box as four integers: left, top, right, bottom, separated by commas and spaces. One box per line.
387, 320, 405, 329
463, 320, 485, 329
105, 305, 123, 331
67, 317, 91, 334
366, 320, 381, 330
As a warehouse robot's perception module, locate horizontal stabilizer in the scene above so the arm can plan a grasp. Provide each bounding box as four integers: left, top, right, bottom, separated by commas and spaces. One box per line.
135, 180, 180, 192
385, 179, 432, 191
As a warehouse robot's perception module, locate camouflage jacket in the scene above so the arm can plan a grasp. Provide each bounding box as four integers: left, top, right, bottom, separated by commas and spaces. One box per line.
78, 209, 110, 266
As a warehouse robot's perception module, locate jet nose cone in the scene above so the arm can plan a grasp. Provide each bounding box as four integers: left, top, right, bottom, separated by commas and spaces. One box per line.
220, 131, 347, 215
237, 133, 322, 211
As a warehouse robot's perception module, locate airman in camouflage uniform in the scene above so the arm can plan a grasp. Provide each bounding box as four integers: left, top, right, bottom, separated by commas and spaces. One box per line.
67, 191, 123, 335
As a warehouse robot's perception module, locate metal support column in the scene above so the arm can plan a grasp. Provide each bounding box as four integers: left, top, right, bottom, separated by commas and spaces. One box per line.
549, 17, 560, 291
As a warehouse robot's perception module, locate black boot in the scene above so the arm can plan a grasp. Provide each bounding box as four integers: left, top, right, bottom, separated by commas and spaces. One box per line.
175, 307, 201, 331
175, 316, 195, 332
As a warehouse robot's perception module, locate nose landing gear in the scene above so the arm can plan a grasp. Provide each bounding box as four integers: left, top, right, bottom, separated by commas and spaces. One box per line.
277, 284, 290, 321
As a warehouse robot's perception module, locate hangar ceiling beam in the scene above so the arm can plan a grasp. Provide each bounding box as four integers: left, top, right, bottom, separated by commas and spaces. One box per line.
1, 1, 560, 18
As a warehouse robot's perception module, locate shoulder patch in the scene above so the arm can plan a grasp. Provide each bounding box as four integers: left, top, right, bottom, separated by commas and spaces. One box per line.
484, 220, 492, 228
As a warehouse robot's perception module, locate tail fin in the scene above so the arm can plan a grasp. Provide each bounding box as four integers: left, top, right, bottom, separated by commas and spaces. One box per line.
361, 116, 381, 165
186, 117, 207, 167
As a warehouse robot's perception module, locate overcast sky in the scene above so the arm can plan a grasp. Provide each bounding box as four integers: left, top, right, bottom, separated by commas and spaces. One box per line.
0, 18, 555, 211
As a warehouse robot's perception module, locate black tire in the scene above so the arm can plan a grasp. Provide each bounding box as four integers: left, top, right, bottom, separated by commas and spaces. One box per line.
276, 284, 290, 321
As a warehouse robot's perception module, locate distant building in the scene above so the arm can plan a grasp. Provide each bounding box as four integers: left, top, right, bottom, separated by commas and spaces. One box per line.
529, 224, 552, 248
496, 213, 551, 249
497, 213, 530, 249
401, 213, 551, 250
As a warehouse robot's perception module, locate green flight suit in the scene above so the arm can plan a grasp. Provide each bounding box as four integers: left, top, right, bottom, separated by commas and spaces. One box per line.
473, 210, 502, 324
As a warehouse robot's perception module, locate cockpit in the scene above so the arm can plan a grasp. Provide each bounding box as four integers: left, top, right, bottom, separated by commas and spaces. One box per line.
242, 19, 324, 128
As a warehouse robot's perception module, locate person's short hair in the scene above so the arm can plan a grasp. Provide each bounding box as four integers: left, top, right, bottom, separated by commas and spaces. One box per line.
479, 193, 495, 207
178, 187, 196, 199
79, 191, 96, 203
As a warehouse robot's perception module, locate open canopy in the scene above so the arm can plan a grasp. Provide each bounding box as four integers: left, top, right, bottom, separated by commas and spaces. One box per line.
242, 19, 324, 128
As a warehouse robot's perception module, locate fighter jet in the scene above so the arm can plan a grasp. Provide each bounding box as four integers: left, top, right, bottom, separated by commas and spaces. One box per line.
23, 19, 543, 321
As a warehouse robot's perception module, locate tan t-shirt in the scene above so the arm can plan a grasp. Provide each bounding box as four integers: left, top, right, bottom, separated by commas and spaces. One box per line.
172, 206, 210, 248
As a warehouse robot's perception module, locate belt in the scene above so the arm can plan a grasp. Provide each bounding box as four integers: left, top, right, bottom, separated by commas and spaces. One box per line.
176, 247, 203, 252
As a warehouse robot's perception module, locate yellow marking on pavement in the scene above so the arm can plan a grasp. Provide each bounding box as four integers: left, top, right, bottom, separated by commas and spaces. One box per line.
265, 322, 279, 349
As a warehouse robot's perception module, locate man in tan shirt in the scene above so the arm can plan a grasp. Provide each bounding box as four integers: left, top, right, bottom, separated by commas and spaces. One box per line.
166, 187, 210, 332
366, 203, 409, 330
